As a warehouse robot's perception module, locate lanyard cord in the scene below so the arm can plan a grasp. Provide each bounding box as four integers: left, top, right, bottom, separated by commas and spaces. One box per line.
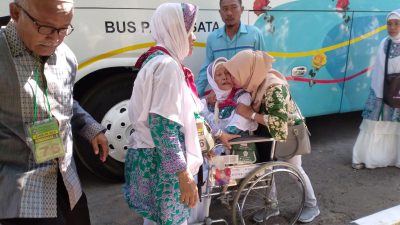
33, 65, 51, 122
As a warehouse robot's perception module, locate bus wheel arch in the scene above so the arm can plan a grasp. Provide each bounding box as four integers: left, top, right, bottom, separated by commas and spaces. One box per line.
73, 67, 137, 182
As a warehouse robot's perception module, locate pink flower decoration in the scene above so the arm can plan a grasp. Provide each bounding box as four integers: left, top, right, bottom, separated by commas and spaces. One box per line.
336, 0, 349, 11
253, 0, 270, 16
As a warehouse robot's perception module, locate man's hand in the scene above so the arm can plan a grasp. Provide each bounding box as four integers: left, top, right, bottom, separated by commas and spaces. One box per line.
91, 133, 109, 162
178, 170, 198, 208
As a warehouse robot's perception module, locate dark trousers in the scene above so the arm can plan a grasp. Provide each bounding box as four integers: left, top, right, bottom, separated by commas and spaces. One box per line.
255, 125, 273, 163
0, 171, 91, 225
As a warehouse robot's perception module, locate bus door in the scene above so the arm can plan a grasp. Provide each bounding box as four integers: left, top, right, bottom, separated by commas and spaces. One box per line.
340, 11, 389, 113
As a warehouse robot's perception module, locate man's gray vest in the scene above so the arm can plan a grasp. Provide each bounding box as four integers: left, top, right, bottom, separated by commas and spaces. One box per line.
0, 29, 30, 218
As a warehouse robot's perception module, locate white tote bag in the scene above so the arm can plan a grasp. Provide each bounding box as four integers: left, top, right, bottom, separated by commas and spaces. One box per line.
352, 119, 400, 168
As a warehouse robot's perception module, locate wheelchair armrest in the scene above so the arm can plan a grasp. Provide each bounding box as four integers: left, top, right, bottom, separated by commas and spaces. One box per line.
228, 135, 274, 145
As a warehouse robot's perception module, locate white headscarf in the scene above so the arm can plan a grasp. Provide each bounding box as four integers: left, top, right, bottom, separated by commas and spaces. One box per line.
371, 9, 400, 98
129, 3, 203, 175
206, 57, 258, 132
150, 3, 197, 62
387, 9, 400, 43
207, 57, 230, 101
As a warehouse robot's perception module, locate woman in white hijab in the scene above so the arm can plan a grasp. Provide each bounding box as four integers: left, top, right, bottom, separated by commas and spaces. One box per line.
223, 50, 320, 223
202, 57, 258, 142
352, 9, 400, 170
124, 3, 202, 225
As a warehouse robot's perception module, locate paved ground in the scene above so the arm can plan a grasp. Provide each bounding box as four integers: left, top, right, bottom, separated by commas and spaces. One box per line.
80, 111, 400, 225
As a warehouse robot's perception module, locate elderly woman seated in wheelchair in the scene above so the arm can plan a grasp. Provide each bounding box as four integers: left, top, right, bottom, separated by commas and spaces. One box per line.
189, 57, 259, 224
189, 52, 319, 225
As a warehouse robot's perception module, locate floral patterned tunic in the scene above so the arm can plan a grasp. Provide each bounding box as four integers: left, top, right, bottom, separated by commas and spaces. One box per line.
124, 113, 189, 225
363, 90, 400, 121
260, 84, 303, 141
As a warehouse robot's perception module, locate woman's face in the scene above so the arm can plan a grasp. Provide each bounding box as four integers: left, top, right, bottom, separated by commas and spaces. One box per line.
214, 64, 233, 91
387, 19, 400, 38
229, 73, 242, 89
187, 31, 196, 56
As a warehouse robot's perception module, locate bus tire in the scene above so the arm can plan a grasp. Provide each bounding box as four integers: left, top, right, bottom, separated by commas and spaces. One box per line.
74, 71, 136, 182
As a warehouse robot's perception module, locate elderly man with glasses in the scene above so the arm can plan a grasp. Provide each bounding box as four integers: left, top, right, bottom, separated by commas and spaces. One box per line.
0, 0, 109, 224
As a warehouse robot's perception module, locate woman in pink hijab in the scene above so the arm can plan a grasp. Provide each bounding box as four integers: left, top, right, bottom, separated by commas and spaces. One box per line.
223, 50, 320, 223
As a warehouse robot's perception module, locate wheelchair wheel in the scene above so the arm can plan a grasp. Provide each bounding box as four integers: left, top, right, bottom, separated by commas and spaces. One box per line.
232, 161, 306, 225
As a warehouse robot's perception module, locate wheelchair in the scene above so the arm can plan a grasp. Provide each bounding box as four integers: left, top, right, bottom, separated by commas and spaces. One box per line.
191, 136, 306, 225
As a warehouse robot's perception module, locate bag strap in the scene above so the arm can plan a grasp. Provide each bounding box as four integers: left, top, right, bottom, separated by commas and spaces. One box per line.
292, 100, 311, 136
384, 39, 392, 78
381, 39, 392, 120
292, 100, 304, 121
286, 86, 310, 135
284, 85, 304, 121
379, 104, 384, 121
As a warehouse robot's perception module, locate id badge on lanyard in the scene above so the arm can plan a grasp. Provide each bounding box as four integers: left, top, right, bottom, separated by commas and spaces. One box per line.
27, 65, 65, 163
195, 116, 208, 153
28, 118, 65, 163
189, 89, 207, 152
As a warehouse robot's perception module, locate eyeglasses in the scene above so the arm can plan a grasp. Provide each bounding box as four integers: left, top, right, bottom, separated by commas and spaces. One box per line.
16, 3, 74, 36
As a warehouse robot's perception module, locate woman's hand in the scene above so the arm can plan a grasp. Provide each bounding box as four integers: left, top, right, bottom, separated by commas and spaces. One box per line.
218, 132, 240, 149
236, 103, 266, 126
206, 150, 216, 159
178, 170, 198, 208
236, 103, 254, 118
252, 99, 262, 112
206, 90, 217, 106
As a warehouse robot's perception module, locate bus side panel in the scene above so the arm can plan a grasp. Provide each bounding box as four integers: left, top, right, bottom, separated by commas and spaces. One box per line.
68, 8, 154, 73
70, 7, 222, 80
184, 9, 223, 76
251, 9, 351, 117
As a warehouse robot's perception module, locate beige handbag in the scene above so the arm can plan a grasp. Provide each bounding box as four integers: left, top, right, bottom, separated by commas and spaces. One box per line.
275, 102, 311, 160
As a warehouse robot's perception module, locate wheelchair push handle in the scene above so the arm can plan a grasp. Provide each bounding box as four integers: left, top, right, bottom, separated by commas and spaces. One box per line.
228, 135, 275, 145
